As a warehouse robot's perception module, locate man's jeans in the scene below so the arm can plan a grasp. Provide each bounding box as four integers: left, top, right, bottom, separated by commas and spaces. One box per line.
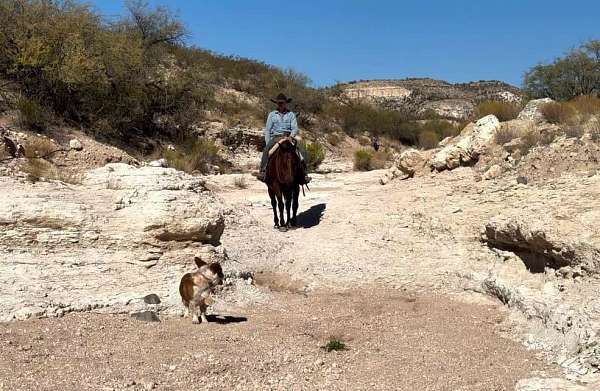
259, 138, 307, 174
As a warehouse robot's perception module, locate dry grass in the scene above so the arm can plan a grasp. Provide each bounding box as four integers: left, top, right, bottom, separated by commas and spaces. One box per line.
564, 124, 585, 139
22, 136, 57, 158
353, 149, 390, 171
495, 126, 523, 145
589, 120, 600, 142
22, 158, 81, 184
477, 101, 521, 122
162, 138, 221, 174
570, 95, 600, 117
326, 132, 343, 146
417, 130, 440, 150
541, 102, 577, 124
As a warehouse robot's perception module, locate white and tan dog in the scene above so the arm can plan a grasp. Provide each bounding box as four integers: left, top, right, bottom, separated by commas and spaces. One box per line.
179, 257, 224, 324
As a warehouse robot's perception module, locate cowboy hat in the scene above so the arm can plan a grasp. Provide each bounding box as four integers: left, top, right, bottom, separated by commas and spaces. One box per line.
270, 93, 292, 104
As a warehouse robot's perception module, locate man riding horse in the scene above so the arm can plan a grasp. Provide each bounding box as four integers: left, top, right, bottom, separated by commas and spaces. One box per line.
256, 93, 311, 184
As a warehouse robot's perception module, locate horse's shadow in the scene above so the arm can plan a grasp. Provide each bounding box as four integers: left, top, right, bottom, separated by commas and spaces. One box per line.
295, 203, 326, 228
206, 314, 248, 324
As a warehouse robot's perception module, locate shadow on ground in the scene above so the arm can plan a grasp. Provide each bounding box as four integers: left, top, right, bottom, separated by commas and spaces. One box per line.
206, 314, 248, 324
296, 203, 326, 228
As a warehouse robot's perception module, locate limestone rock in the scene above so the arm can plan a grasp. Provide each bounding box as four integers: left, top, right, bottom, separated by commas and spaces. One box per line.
69, 139, 83, 151
482, 215, 600, 274
148, 158, 168, 168
483, 164, 503, 180
0, 163, 230, 321
380, 149, 427, 185
517, 98, 554, 122
429, 115, 501, 171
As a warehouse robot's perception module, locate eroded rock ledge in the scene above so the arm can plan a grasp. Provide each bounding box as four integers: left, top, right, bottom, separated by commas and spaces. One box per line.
0, 163, 259, 322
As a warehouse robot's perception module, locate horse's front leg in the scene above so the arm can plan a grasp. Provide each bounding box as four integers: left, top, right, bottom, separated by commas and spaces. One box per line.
276, 193, 285, 229
268, 188, 279, 227
291, 185, 299, 227
284, 190, 292, 227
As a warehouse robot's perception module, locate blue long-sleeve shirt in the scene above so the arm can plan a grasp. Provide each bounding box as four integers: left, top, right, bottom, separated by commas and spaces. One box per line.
264, 110, 298, 144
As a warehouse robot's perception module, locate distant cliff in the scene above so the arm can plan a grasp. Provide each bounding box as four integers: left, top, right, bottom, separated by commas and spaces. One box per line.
339, 78, 523, 120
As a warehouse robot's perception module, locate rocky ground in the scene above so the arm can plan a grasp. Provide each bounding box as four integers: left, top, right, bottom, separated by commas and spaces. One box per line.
2, 101, 600, 390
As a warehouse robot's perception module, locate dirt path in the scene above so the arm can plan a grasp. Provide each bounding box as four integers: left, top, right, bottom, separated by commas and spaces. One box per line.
0, 289, 555, 391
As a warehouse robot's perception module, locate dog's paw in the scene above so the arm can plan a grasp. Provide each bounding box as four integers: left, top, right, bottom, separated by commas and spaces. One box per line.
191, 317, 200, 324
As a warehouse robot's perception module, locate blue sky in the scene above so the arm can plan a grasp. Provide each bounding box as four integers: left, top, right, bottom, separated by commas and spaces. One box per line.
90, 0, 599, 87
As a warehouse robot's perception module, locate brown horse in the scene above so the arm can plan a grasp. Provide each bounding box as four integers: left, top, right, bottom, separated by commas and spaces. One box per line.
265, 136, 301, 231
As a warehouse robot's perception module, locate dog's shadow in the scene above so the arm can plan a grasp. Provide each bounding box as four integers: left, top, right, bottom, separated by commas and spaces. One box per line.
206, 314, 248, 324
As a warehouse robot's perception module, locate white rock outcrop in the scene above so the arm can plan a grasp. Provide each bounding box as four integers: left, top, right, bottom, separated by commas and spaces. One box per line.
380, 149, 426, 185
517, 98, 554, 122
430, 115, 501, 171
0, 163, 233, 322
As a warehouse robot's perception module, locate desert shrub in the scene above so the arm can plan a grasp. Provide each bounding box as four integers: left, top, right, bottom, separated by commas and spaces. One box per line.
476, 101, 521, 122
22, 136, 57, 158
326, 132, 343, 146
590, 120, 600, 142
570, 95, 600, 117
564, 124, 585, 139
495, 126, 522, 145
299, 140, 325, 170
370, 150, 392, 169
519, 129, 542, 154
16, 97, 49, 131
353, 149, 373, 171
524, 40, 600, 100
541, 102, 577, 124
0, 1, 323, 142
22, 158, 80, 184
417, 130, 440, 149
163, 138, 221, 174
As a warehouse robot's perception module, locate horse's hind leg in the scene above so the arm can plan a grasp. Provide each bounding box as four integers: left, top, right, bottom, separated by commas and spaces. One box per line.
291, 185, 299, 227
268, 188, 279, 227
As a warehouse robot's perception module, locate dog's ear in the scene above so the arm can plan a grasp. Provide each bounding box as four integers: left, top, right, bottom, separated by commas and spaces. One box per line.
194, 256, 207, 268
208, 262, 224, 278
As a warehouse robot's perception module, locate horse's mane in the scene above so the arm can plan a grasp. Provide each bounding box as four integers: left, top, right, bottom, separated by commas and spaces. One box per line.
266, 138, 300, 187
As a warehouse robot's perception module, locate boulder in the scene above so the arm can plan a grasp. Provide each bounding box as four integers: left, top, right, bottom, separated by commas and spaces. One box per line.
429, 115, 501, 171
0, 163, 230, 322
379, 149, 426, 185
69, 139, 83, 151
517, 98, 554, 122
148, 158, 168, 168
483, 164, 502, 180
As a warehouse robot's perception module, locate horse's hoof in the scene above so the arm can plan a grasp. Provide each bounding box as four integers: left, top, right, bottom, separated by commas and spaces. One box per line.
278, 226, 288, 232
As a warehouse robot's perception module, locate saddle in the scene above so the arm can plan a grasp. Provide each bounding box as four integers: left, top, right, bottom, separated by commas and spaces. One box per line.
268, 136, 296, 157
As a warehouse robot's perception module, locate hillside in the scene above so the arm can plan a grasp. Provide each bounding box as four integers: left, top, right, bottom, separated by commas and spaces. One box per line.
338, 78, 523, 120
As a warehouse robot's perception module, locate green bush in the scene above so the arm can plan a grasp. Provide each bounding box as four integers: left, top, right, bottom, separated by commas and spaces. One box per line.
476, 101, 521, 122
163, 138, 221, 174
524, 40, 600, 101
0, 0, 323, 141
299, 140, 325, 170
353, 149, 373, 171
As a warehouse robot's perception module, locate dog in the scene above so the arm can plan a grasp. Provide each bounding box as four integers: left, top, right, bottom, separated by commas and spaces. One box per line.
179, 257, 224, 324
